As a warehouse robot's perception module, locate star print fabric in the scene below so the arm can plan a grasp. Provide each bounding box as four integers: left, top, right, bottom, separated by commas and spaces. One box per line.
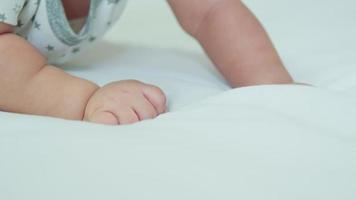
0, 0, 127, 64
0, 0, 26, 25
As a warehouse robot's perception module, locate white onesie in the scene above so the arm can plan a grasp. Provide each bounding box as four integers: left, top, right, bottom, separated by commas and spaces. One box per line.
0, 0, 127, 64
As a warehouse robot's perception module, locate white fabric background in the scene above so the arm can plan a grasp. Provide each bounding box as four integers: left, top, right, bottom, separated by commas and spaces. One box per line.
1, 0, 356, 199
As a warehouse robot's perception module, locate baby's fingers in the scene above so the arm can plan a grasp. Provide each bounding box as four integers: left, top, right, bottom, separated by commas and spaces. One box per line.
112, 107, 140, 125
88, 111, 118, 125
88, 107, 139, 125
132, 94, 158, 120
142, 84, 167, 113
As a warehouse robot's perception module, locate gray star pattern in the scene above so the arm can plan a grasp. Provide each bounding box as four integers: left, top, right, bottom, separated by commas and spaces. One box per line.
89, 36, 96, 42
0, 13, 7, 21
72, 47, 80, 53
46, 45, 54, 51
34, 21, 41, 30
17, 20, 24, 27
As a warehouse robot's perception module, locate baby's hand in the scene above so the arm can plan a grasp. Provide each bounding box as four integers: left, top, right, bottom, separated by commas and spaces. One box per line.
84, 80, 167, 125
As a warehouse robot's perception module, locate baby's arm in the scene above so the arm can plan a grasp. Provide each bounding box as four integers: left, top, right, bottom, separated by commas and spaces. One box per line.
169, 0, 293, 87
0, 23, 99, 120
0, 23, 166, 124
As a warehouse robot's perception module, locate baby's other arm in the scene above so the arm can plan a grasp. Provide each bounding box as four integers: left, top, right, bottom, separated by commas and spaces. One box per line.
168, 0, 293, 87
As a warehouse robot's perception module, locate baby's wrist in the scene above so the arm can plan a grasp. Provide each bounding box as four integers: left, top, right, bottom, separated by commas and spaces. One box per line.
83, 84, 101, 121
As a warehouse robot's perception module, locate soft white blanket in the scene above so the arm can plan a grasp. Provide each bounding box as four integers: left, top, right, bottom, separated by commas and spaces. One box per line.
1, 0, 356, 199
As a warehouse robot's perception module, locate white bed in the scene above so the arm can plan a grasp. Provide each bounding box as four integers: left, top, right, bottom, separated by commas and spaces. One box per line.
1, 0, 356, 199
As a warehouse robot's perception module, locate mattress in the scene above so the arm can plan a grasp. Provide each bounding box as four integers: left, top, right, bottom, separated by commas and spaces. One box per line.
1, 0, 356, 199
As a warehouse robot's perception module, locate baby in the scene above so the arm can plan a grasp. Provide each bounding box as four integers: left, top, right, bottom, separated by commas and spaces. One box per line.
0, 0, 294, 125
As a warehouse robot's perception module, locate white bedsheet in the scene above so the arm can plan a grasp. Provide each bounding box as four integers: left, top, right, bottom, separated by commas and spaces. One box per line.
1, 0, 356, 199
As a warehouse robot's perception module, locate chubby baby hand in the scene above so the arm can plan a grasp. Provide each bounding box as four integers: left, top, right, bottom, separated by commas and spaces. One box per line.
84, 80, 167, 125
